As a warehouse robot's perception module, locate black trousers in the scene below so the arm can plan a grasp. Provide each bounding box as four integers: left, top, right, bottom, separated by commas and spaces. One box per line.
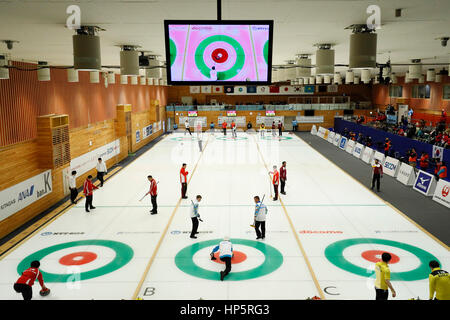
151, 195, 157, 213
371, 174, 381, 191
255, 221, 266, 239
181, 183, 187, 198
375, 288, 388, 300
278, 128, 282, 136
273, 184, 279, 200
191, 217, 199, 237
97, 172, 105, 186
14, 283, 32, 300
220, 256, 232, 277
293, 125, 297, 132
223, 128, 226, 135
280, 179, 286, 193
85, 195, 94, 211
185, 128, 191, 135
70, 187, 78, 203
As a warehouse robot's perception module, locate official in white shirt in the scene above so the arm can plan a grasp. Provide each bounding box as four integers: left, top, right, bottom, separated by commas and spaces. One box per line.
184, 120, 192, 136
210, 236, 233, 281
96, 158, 107, 187
190, 195, 202, 239
69, 170, 78, 204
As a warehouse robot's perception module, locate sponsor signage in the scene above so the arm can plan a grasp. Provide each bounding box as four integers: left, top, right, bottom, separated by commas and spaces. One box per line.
297, 116, 324, 123
383, 156, 400, 177
413, 170, 437, 196
339, 136, 348, 150
310, 125, 317, 135
136, 129, 141, 143
333, 134, 341, 146
256, 116, 284, 126
352, 143, 364, 159
143, 124, 153, 139
218, 116, 246, 127
323, 129, 329, 140
327, 131, 335, 143
70, 139, 120, 176
317, 126, 326, 138
345, 139, 356, 154
372, 151, 385, 165
180, 116, 207, 127
0, 170, 52, 222
41, 232, 84, 236
396, 163, 416, 186
432, 179, 450, 209
299, 230, 343, 234
361, 147, 375, 164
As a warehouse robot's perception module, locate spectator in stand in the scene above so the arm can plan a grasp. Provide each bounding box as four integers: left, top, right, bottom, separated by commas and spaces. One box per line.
436, 161, 447, 181
419, 152, 429, 171
443, 132, 449, 148
398, 127, 405, 136
383, 138, 391, 157
343, 127, 349, 138
435, 131, 443, 146
438, 109, 447, 132
365, 136, 373, 148
357, 133, 364, 144
356, 116, 364, 124
247, 121, 252, 130
408, 148, 417, 168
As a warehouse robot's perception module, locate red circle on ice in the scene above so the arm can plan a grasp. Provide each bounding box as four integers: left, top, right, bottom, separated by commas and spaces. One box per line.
59, 251, 98, 266
212, 251, 247, 264
361, 250, 400, 264
211, 48, 228, 63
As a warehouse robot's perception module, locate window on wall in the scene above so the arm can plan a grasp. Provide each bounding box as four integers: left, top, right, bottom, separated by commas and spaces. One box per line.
443, 85, 450, 100
412, 84, 431, 98
389, 85, 402, 97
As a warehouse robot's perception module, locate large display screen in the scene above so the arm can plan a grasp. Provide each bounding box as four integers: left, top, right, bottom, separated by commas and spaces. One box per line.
165, 20, 273, 85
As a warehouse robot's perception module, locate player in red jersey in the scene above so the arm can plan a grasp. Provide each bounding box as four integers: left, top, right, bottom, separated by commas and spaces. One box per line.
83, 175, 98, 212
146, 175, 158, 214
270, 165, 280, 201
14, 260, 48, 300
180, 163, 189, 199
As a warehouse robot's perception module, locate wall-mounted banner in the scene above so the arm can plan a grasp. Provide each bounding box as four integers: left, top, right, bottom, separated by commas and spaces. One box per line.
296, 116, 324, 123
339, 136, 348, 150
383, 157, 401, 178
361, 147, 375, 164
70, 139, 120, 176
333, 133, 341, 146
189, 86, 200, 94
413, 170, 437, 196
345, 139, 356, 154
0, 170, 52, 222
201, 85, 212, 93
179, 116, 207, 127
256, 116, 285, 126
327, 131, 336, 143
352, 143, 364, 159
372, 151, 385, 165
432, 179, 450, 209
218, 116, 246, 127
142, 124, 153, 138
396, 163, 416, 186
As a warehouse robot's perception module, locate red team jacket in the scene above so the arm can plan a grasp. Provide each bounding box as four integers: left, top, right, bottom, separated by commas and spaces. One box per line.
180, 168, 189, 183
272, 170, 280, 185
280, 166, 287, 181
372, 163, 383, 175
149, 179, 157, 196
83, 179, 98, 196
16, 267, 44, 287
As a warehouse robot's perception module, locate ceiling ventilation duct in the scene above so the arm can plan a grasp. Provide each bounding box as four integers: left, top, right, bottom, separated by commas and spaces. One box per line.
391, 72, 397, 84
345, 70, 354, 84
408, 59, 422, 79
314, 43, 334, 75
315, 75, 323, 84
67, 68, 79, 82
295, 54, 311, 78
323, 75, 331, 84
89, 71, 100, 83
145, 55, 162, 79
303, 77, 309, 85
297, 77, 304, 85
107, 71, 115, 84
37, 61, 50, 81
119, 45, 140, 76
347, 24, 377, 69
130, 75, 138, 85
309, 76, 315, 84
285, 60, 297, 81
73, 26, 103, 70
354, 76, 360, 84
271, 69, 279, 83
120, 74, 128, 84
0, 55, 9, 79
333, 72, 342, 84
361, 69, 371, 83
426, 69, 435, 82
404, 71, 412, 83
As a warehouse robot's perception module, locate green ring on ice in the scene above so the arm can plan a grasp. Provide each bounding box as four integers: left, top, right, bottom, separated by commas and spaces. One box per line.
216, 136, 248, 141
195, 35, 245, 80
260, 136, 293, 141
324, 238, 440, 281
175, 238, 283, 281
17, 240, 134, 283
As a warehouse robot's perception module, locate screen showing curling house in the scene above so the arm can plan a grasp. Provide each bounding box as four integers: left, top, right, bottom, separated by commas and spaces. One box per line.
165, 20, 273, 85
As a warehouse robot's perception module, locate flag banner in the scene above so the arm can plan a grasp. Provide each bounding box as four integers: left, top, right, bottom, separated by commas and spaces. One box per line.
189, 86, 200, 94
280, 86, 293, 94
304, 85, 315, 94
327, 85, 338, 92
269, 86, 280, 93
224, 86, 234, 94
234, 86, 246, 94
257, 86, 270, 94
201, 85, 212, 93
432, 145, 444, 161
212, 85, 223, 93
246, 86, 257, 93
